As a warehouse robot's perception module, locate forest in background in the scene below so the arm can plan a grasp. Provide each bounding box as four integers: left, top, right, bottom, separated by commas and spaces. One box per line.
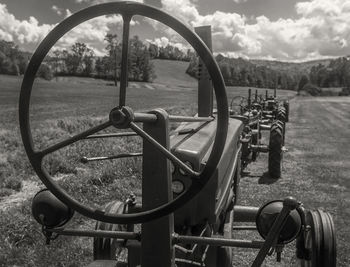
0, 37, 350, 95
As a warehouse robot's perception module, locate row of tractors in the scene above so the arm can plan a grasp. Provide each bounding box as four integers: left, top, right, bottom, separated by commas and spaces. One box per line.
230, 88, 289, 179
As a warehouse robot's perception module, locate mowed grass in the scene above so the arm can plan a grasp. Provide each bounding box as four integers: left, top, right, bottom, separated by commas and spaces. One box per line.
0, 59, 298, 266
232, 96, 350, 266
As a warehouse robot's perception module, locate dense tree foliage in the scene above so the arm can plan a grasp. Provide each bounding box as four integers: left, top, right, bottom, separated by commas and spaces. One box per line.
148, 43, 195, 61
1, 36, 350, 93
0, 40, 29, 76
298, 75, 309, 92
187, 54, 298, 90
50, 35, 156, 82
309, 57, 350, 88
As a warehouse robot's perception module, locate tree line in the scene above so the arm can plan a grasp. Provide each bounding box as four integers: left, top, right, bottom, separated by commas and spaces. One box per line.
297, 57, 350, 95
1, 36, 350, 95
0, 36, 194, 82
0, 40, 29, 76
186, 54, 298, 90
51, 34, 156, 83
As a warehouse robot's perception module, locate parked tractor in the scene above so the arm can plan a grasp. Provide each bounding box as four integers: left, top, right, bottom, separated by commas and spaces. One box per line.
19, 2, 336, 267
229, 88, 286, 178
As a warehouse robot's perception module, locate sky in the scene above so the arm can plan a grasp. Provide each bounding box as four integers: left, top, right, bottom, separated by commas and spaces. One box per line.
0, 0, 349, 61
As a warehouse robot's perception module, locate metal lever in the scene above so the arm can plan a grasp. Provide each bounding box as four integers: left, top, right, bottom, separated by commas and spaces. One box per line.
81, 153, 142, 163
84, 132, 138, 139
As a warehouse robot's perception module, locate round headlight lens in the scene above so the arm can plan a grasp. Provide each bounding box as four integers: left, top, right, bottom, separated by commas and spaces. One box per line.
172, 180, 185, 194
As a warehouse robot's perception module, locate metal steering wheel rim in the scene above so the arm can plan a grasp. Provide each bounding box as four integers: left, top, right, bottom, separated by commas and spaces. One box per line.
19, 1, 229, 224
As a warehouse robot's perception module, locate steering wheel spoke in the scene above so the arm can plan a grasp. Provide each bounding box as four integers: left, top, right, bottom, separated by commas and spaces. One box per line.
38, 121, 112, 157
130, 122, 200, 177
119, 15, 132, 107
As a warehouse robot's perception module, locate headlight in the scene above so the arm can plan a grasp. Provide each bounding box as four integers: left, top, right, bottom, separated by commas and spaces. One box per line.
172, 180, 185, 194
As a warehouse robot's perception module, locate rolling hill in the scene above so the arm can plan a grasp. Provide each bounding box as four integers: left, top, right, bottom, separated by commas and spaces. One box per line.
152, 59, 196, 88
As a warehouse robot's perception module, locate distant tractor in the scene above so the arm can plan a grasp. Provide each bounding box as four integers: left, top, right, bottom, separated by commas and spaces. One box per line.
229, 88, 287, 178
20, 2, 336, 267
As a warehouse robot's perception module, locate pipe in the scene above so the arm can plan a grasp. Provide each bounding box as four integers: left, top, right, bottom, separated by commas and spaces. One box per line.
173, 234, 263, 249
46, 228, 141, 241
234, 206, 259, 222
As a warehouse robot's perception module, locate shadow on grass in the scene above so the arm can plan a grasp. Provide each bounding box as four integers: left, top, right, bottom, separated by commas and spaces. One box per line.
241, 170, 279, 185
258, 172, 279, 184
241, 170, 260, 179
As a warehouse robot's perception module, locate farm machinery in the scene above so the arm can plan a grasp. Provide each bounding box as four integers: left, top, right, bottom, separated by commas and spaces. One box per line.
229, 88, 289, 178
19, 2, 336, 267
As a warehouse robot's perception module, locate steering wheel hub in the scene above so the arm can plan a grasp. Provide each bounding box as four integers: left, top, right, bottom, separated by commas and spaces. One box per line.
109, 106, 135, 129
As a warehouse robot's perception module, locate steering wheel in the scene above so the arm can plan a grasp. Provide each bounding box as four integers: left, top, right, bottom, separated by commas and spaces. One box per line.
19, 1, 228, 224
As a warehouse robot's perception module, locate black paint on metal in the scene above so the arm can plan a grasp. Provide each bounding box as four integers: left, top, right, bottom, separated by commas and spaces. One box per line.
141, 109, 174, 267
195, 26, 213, 117
119, 15, 131, 107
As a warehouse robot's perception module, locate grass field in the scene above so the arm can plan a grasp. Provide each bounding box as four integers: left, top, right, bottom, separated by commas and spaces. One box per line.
233, 96, 350, 266
1, 59, 348, 266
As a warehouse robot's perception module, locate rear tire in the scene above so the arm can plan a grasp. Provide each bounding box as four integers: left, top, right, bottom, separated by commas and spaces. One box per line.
216, 210, 233, 267
283, 100, 289, 122
268, 125, 283, 178
93, 201, 134, 262
297, 210, 336, 267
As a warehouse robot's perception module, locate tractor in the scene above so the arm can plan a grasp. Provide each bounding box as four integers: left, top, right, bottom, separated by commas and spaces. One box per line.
229, 88, 286, 178
20, 2, 336, 267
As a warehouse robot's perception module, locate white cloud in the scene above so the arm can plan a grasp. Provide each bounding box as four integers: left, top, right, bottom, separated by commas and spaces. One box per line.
52, 5, 62, 16
55, 12, 124, 56
0, 3, 137, 57
158, 0, 350, 61
232, 0, 248, 3
0, 3, 52, 45
146, 36, 189, 53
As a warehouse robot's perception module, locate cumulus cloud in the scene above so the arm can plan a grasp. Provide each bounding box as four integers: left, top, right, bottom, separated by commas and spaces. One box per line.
0, 3, 137, 57
158, 0, 350, 61
146, 36, 189, 53
0, 3, 52, 44
52, 5, 62, 16
55, 12, 124, 56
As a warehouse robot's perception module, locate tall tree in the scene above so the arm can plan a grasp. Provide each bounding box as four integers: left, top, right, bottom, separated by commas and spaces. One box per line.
104, 33, 120, 86
298, 75, 309, 92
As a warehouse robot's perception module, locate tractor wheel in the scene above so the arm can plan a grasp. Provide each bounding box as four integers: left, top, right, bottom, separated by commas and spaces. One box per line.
296, 210, 336, 267
272, 120, 285, 146
283, 100, 289, 122
94, 201, 134, 264
216, 210, 233, 267
277, 108, 287, 123
268, 125, 283, 178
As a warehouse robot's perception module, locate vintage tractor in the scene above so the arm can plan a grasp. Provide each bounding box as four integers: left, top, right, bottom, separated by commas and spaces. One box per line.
229, 89, 285, 178
261, 88, 289, 127
20, 2, 336, 266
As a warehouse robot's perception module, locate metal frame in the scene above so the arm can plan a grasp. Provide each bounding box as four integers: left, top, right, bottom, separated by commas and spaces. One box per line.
19, 1, 229, 225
